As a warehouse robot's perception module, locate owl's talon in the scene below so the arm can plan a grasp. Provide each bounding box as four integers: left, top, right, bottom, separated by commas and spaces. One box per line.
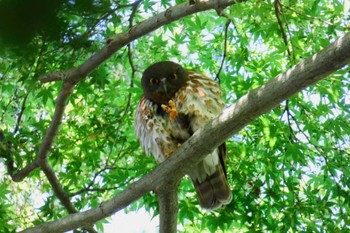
161, 100, 178, 121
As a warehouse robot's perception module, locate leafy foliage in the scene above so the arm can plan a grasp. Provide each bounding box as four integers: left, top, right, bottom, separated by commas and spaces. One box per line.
0, 0, 349, 232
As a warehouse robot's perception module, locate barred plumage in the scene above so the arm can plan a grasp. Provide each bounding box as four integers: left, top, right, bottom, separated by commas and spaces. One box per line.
135, 61, 232, 209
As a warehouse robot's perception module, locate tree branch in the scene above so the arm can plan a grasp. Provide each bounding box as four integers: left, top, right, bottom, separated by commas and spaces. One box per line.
281, 2, 343, 28
156, 180, 180, 233
216, 16, 231, 82
274, 0, 293, 59
39, 0, 243, 84
41, 159, 77, 214
11, 82, 75, 181
19, 29, 350, 233
13, 91, 29, 134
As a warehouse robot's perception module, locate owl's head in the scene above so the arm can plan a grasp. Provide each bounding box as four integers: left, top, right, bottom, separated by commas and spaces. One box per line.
141, 61, 188, 105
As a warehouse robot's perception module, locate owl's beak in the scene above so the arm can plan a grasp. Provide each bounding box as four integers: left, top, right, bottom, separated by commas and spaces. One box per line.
160, 78, 168, 93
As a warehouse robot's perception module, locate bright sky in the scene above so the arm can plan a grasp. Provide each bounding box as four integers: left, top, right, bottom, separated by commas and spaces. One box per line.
104, 209, 159, 233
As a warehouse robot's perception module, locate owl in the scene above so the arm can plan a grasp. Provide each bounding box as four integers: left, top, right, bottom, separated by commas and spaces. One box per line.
134, 61, 232, 209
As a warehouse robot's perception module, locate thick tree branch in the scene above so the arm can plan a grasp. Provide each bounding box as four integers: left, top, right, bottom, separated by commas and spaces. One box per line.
39, 0, 243, 84
156, 180, 180, 233
20, 29, 350, 233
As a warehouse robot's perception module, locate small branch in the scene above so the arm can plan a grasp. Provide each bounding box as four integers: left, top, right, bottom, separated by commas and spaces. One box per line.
10, 160, 40, 182
156, 181, 180, 233
19, 29, 350, 233
38, 82, 74, 162
70, 167, 113, 197
41, 159, 77, 214
128, 0, 142, 27
75, 0, 143, 44
13, 91, 29, 134
282, 100, 296, 142
281, 3, 342, 28
123, 44, 136, 117
69, 166, 134, 197
274, 0, 292, 59
123, 0, 141, 115
216, 17, 231, 82
11, 81, 75, 181
279, 1, 296, 63
71, 186, 122, 196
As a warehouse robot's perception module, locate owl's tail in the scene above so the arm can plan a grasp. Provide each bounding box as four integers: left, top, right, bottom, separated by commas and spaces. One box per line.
189, 144, 232, 210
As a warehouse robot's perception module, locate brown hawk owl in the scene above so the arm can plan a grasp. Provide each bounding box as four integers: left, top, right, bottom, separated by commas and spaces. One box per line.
135, 61, 232, 209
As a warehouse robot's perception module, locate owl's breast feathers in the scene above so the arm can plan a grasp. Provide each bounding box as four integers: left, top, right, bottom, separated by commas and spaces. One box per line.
135, 69, 232, 209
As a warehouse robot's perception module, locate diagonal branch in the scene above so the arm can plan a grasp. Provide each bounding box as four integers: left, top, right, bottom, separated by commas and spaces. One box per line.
19, 29, 350, 233
11, 82, 75, 182
39, 0, 244, 84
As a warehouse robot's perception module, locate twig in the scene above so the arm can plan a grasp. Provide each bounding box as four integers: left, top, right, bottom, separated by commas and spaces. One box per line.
69, 1, 143, 43
69, 166, 135, 197
124, 0, 141, 116
278, 1, 296, 63
71, 186, 123, 196
103, 0, 142, 168
282, 100, 296, 142
216, 17, 231, 83
274, 0, 292, 59
41, 159, 77, 213
280, 3, 339, 28
13, 92, 29, 134
129, 0, 142, 27
10, 160, 40, 182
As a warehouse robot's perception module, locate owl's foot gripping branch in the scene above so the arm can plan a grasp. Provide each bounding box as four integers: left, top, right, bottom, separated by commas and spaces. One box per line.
161, 99, 178, 121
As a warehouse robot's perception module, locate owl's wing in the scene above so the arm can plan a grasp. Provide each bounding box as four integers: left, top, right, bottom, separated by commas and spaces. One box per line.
134, 96, 178, 163
174, 71, 232, 209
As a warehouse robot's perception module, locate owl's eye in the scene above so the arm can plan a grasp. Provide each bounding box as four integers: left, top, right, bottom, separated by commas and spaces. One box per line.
169, 73, 177, 80
149, 78, 159, 85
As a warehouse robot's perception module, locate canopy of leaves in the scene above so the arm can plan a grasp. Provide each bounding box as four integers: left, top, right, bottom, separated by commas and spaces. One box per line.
0, 0, 349, 232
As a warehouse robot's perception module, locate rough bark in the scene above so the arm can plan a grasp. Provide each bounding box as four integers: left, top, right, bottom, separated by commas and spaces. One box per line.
156, 181, 180, 233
